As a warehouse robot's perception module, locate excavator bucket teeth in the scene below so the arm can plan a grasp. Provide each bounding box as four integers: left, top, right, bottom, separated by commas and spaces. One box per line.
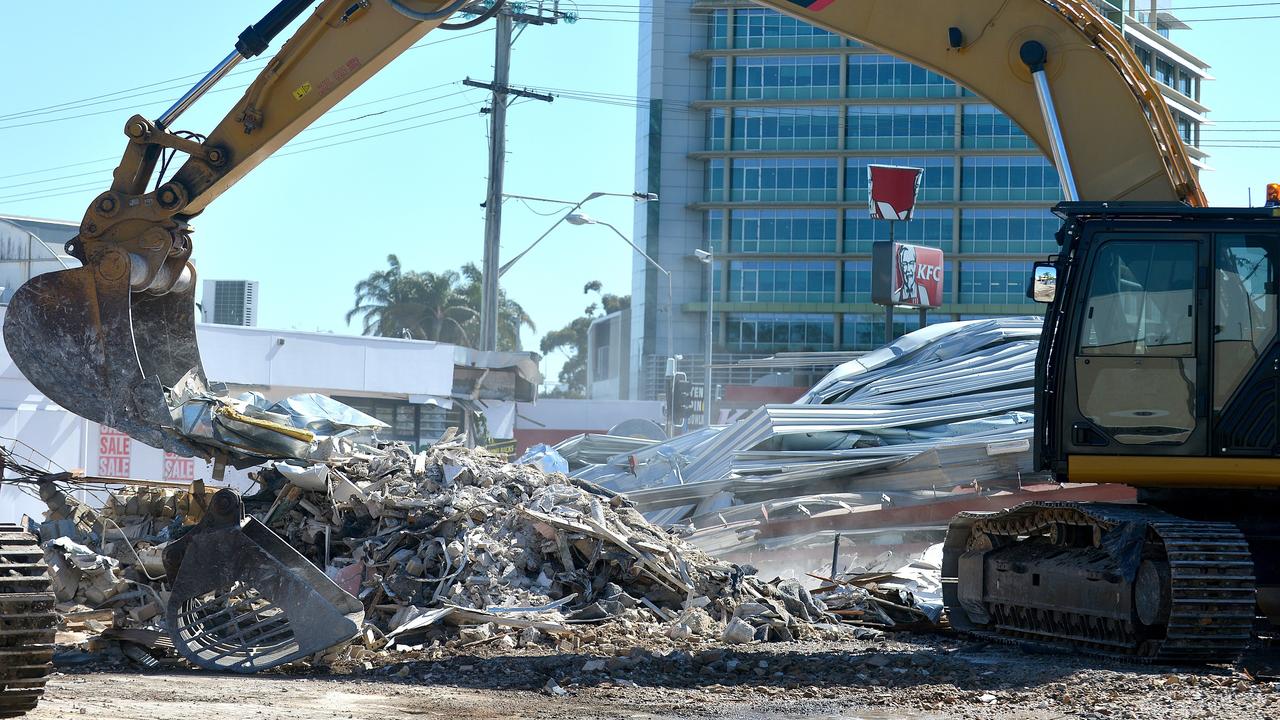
164, 492, 364, 673
2, 264, 205, 456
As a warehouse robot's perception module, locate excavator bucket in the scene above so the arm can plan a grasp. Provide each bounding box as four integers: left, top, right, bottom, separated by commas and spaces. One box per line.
2, 257, 206, 457
162, 490, 364, 672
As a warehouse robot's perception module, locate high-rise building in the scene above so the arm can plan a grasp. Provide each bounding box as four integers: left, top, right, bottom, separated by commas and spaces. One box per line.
201, 279, 259, 327
628, 1, 1209, 401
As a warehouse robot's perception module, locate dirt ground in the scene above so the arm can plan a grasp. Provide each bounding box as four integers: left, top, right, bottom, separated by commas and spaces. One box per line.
25, 633, 1280, 720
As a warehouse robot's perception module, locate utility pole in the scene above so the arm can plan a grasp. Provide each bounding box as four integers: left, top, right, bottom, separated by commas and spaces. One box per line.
478, 12, 512, 353
473, 6, 558, 352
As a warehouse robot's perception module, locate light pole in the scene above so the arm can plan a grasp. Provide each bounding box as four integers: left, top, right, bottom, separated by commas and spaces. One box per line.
565, 212, 676, 437
498, 191, 658, 278
694, 248, 714, 427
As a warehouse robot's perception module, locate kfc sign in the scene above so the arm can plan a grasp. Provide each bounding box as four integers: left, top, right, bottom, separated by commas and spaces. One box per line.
868, 164, 923, 221
872, 241, 945, 309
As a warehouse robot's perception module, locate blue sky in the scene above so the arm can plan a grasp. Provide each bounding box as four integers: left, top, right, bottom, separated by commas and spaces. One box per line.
0, 3, 1274, 384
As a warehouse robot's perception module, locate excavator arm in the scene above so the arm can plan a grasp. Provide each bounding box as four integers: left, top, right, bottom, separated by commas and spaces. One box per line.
4, 0, 471, 456
4, 0, 1204, 459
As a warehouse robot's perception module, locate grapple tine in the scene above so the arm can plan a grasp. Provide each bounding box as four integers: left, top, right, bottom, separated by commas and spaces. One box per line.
162, 490, 364, 673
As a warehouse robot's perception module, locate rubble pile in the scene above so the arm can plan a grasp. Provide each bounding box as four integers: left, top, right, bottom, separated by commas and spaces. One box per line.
250, 440, 867, 651
22, 437, 935, 669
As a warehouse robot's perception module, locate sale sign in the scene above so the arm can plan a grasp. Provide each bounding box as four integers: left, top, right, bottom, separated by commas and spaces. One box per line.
98, 426, 131, 477
868, 164, 923, 221
872, 241, 945, 309
163, 452, 196, 483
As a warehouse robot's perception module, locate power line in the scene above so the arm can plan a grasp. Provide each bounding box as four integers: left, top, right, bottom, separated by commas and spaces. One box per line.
0, 28, 494, 127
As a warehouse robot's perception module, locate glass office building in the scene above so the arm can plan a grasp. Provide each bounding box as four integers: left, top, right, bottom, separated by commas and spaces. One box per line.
628, 1, 1210, 399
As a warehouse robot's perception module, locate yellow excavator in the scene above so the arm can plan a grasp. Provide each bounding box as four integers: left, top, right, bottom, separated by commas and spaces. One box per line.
1, 0, 1275, 714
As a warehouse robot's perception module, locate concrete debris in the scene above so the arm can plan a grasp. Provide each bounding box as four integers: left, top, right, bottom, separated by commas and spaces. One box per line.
25, 435, 943, 670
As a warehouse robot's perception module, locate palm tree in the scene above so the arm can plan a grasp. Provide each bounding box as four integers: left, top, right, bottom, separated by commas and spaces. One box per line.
457, 263, 536, 351
346, 255, 476, 344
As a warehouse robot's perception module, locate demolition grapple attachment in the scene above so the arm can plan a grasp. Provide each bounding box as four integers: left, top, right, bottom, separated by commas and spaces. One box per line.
162, 489, 364, 672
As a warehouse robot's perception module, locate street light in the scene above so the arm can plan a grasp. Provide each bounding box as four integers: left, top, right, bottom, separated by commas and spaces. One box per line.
565, 211, 676, 437
498, 191, 657, 277
693, 248, 714, 427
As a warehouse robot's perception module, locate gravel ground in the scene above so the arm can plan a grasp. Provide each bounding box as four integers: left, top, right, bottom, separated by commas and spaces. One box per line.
27, 632, 1280, 719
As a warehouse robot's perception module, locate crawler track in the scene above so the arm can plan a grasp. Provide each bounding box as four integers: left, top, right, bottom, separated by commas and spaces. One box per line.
943, 503, 1256, 664
0, 525, 55, 718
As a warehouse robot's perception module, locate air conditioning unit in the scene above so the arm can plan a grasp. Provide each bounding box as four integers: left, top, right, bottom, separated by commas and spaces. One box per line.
200, 280, 259, 327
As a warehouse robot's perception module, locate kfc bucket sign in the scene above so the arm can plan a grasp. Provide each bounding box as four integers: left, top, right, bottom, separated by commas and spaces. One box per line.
872, 241, 945, 309
867, 164, 923, 221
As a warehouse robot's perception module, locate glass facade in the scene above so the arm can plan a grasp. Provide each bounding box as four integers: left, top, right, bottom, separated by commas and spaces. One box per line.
846, 105, 955, 150
958, 260, 1037, 305
960, 209, 1059, 254
728, 260, 837, 303
960, 156, 1060, 202
733, 106, 839, 151
730, 158, 839, 202
730, 209, 837, 254
844, 209, 952, 253
726, 313, 835, 351
733, 56, 842, 100
847, 55, 956, 98
733, 7, 842, 49
635, 4, 1208, 385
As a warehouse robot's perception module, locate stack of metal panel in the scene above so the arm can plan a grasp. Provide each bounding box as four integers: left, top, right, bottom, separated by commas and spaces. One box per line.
555, 318, 1127, 577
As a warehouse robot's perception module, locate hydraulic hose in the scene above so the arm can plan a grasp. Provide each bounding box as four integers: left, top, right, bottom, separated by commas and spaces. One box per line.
385, 0, 472, 21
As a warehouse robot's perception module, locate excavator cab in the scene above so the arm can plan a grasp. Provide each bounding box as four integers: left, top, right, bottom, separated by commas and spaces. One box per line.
1032, 202, 1280, 474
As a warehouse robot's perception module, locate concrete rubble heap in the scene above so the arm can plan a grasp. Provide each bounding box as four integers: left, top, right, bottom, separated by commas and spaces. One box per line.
19, 436, 942, 668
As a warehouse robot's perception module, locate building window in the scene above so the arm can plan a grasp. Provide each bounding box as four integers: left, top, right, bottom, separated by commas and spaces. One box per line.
1176, 115, 1194, 145
1134, 46, 1153, 75
709, 9, 729, 49
331, 396, 457, 449
961, 104, 1034, 150
1178, 71, 1193, 97
841, 260, 872, 303
731, 158, 838, 202
705, 210, 725, 253
960, 156, 1060, 202
707, 108, 726, 151
847, 54, 956, 98
732, 106, 839, 151
959, 260, 1036, 304
1155, 59, 1175, 88
730, 209, 837, 254
706, 159, 726, 202
843, 208, 953, 253
709, 57, 728, 100
845, 156, 955, 203
732, 55, 842, 100
728, 260, 837, 303
841, 312, 921, 350
959, 208, 1059, 254
846, 105, 955, 150
732, 7, 842, 49
726, 313, 835, 351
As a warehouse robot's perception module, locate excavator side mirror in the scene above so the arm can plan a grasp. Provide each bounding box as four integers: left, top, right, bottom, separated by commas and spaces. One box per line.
1029, 262, 1057, 303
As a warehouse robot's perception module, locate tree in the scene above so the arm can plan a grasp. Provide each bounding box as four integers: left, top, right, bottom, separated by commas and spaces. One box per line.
346, 255, 476, 344
539, 281, 630, 397
457, 263, 536, 352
